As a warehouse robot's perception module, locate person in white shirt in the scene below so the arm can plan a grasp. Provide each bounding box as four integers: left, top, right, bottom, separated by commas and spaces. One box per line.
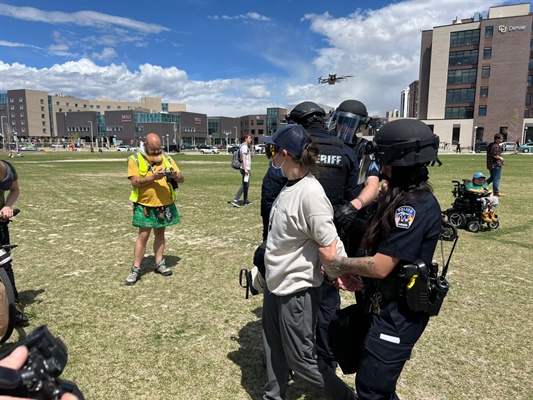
231, 134, 253, 207
259, 124, 356, 400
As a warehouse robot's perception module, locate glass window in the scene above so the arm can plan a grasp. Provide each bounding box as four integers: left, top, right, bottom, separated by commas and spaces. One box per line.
445, 106, 474, 119
447, 69, 477, 85
450, 30, 480, 47
525, 110, 530, 118
449, 50, 479, 66
482, 66, 490, 78
446, 88, 476, 103
480, 86, 489, 97
483, 47, 492, 59
479, 105, 487, 116
19, 105, 24, 110
531, 39, 533, 52
485, 26, 493, 38
529, 58, 533, 70
526, 93, 531, 106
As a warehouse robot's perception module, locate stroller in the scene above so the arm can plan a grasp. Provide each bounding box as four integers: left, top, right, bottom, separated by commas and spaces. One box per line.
445, 180, 499, 233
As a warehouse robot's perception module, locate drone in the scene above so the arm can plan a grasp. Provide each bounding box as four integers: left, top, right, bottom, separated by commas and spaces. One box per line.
318, 74, 353, 85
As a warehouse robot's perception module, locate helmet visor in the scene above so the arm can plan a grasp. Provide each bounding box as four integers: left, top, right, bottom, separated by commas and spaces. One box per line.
328, 111, 363, 144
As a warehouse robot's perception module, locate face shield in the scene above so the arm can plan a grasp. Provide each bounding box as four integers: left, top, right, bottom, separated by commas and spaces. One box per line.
328, 111, 365, 145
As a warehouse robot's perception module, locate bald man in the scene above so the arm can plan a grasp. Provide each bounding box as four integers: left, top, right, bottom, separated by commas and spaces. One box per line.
125, 133, 184, 286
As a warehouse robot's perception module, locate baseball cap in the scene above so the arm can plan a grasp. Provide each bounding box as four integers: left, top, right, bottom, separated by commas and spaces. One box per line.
473, 172, 486, 179
260, 124, 310, 157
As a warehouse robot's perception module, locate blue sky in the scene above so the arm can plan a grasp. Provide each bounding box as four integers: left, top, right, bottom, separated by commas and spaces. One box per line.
0, 0, 518, 117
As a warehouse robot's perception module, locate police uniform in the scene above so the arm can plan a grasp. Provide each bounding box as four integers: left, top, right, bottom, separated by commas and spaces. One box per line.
356, 191, 442, 399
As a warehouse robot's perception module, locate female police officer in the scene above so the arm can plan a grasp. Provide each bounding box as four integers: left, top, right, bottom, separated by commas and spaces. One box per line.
318, 119, 442, 399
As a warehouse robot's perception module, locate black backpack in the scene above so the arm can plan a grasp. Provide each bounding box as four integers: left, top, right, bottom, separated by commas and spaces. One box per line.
231, 147, 242, 170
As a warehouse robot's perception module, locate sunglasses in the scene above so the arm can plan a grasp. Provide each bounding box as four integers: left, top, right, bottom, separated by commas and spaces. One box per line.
266, 144, 281, 159
146, 146, 162, 155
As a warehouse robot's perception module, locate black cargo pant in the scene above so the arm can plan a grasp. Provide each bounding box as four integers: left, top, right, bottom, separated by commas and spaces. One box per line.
356, 299, 429, 400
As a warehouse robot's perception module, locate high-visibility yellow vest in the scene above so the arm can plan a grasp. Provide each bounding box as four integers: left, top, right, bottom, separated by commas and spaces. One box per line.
129, 152, 177, 203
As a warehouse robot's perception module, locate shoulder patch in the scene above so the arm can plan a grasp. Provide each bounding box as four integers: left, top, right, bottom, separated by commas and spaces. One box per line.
395, 206, 416, 229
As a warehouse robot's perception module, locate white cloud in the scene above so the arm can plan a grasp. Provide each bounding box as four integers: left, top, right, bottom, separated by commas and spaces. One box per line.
208, 12, 270, 21
0, 4, 169, 34
0, 40, 40, 49
91, 47, 117, 61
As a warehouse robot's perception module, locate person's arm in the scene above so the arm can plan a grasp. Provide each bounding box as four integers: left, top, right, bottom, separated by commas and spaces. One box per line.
350, 175, 379, 210
0, 180, 20, 219
319, 238, 399, 279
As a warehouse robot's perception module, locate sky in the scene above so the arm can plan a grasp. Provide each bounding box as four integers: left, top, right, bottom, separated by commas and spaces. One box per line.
0, 0, 520, 118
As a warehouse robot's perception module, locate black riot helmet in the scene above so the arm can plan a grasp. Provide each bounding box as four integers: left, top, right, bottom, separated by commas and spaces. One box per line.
287, 101, 326, 127
328, 99, 372, 145
372, 119, 439, 167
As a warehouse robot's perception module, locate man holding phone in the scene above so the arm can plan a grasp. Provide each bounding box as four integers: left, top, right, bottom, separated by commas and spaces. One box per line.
125, 133, 184, 286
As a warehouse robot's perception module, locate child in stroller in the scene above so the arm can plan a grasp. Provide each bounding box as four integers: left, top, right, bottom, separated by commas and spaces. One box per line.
446, 172, 500, 233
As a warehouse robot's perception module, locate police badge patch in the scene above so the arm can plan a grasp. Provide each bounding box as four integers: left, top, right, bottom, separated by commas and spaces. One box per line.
395, 206, 416, 229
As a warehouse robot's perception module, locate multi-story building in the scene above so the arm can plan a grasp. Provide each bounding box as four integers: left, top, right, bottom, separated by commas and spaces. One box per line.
0, 88, 186, 146
239, 114, 267, 145
207, 116, 240, 146
418, 3, 533, 149
408, 80, 419, 118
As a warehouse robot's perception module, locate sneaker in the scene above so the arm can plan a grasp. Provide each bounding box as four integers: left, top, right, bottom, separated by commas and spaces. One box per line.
244, 200, 252, 205
125, 266, 140, 285
494, 193, 506, 197
154, 259, 172, 276
230, 200, 242, 208
15, 303, 28, 325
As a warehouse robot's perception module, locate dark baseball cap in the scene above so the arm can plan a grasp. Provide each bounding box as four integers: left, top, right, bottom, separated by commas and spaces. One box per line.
260, 124, 310, 157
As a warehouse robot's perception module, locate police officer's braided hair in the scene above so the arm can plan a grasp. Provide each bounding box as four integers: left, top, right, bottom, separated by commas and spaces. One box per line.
363, 165, 433, 254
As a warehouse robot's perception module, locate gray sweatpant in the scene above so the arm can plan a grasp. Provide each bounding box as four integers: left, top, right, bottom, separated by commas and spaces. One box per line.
262, 286, 356, 400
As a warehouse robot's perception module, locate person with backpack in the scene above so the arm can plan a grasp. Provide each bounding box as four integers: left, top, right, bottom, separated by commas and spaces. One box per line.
230, 133, 253, 208
124, 133, 184, 286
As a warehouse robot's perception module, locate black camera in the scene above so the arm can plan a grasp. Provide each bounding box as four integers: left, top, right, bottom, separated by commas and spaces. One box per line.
163, 168, 174, 175
0, 325, 85, 400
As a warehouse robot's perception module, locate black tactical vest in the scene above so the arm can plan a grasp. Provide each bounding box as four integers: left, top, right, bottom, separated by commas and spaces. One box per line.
312, 135, 346, 206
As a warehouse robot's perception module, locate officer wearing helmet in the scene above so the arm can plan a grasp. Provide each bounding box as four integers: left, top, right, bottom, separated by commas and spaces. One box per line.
328, 99, 380, 255
319, 119, 443, 399
260, 100, 379, 371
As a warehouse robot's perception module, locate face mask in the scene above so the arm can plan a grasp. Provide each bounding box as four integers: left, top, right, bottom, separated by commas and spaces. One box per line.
269, 160, 285, 178
270, 154, 286, 178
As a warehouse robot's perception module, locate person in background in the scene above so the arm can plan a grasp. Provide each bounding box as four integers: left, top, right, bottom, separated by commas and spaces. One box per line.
486, 133, 505, 197
231, 133, 253, 208
124, 133, 184, 286
320, 119, 442, 400
465, 172, 498, 223
260, 124, 356, 400
0, 160, 26, 324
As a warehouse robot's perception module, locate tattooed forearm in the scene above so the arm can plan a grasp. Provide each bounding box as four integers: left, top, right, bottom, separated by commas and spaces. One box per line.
336, 256, 377, 278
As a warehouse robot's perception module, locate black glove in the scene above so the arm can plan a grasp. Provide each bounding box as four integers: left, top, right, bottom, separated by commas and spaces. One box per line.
334, 202, 358, 237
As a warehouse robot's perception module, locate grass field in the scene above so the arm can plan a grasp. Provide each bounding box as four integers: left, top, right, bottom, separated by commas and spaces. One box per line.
1, 149, 532, 399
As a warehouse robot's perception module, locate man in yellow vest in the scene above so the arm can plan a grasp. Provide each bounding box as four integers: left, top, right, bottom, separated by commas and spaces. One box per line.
125, 133, 184, 286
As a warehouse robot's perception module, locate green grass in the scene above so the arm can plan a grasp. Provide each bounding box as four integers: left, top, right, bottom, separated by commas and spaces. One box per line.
2, 150, 532, 399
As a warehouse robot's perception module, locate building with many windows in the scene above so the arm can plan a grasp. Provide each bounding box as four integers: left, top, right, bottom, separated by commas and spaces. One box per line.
419, 3, 533, 149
